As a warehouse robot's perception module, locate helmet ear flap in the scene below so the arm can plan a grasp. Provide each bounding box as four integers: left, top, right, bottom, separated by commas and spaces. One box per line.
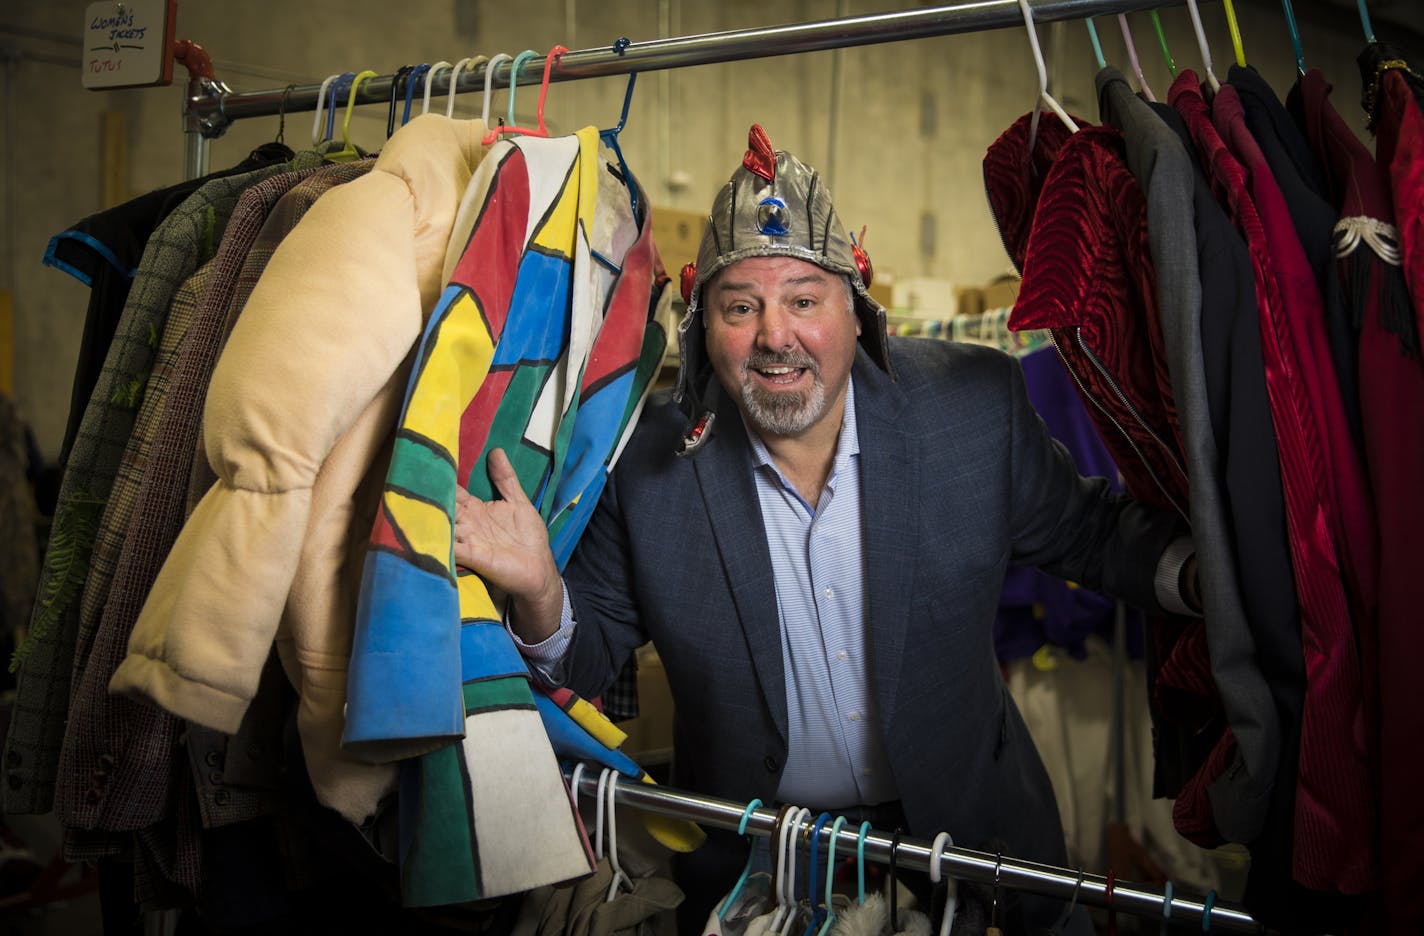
852, 244, 873, 289
680, 262, 697, 305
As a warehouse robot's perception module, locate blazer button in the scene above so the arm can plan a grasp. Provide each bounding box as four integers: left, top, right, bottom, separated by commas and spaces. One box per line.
205, 751, 221, 767
763, 755, 779, 773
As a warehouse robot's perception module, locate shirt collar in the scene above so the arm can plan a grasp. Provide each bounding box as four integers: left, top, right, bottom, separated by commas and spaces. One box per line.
744, 377, 861, 471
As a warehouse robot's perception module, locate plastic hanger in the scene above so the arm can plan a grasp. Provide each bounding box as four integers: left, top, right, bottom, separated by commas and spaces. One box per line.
1160, 880, 1173, 936
1085, 18, 1107, 71
927, 831, 957, 936
801, 814, 832, 936
1183, 0, 1222, 94
1050, 869, 1086, 935
1106, 868, 1117, 936
888, 829, 903, 932
506, 50, 540, 127
568, 761, 589, 813
330, 69, 377, 160
1150, 11, 1178, 78
387, 66, 413, 137
482, 46, 567, 145
814, 816, 848, 936
311, 72, 343, 146
1117, 13, 1156, 101
1018, 0, 1078, 161
325, 72, 356, 142
599, 38, 641, 219
421, 60, 453, 115
447, 56, 489, 118
770, 807, 809, 935
1221, 0, 1248, 67
987, 851, 1002, 936
401, 63, 432, 128
854, 821, 871, 906
1358, 0, 1376, 43
1201, 889, 1217, 932
777, 810, 814, 936
718, 798, 765, 921
481, 52, 513, 130
1280, 0, 1305, 75
601, 770, 632, 901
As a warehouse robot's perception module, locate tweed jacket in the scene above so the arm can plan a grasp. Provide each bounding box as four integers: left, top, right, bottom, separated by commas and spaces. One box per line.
110, 115, 489, 825
561, 338, 1180, 924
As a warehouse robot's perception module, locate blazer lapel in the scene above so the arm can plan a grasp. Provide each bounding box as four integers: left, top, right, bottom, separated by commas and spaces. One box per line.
853, 353, 918, 724
691, 401, 788, 745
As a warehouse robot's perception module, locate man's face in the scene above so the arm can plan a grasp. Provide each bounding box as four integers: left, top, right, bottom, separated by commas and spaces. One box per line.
702, 256, 861, 440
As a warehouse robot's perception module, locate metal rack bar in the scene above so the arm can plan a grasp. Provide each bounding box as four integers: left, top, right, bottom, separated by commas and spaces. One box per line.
569, 765, 1262, 933
181, 0, 1174, 177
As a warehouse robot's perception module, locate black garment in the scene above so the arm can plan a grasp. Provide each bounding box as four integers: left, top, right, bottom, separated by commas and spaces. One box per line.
1228, 64, 1363, 452
44, 143, 293, 467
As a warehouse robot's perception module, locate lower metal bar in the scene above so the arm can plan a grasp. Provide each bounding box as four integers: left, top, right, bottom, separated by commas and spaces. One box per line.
567, 765, 1261, 933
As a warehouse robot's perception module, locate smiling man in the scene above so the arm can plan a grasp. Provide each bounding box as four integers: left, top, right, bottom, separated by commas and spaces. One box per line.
454, 124, 1197, 935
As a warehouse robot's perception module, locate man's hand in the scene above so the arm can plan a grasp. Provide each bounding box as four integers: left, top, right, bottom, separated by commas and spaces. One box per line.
453, 448, 563, 644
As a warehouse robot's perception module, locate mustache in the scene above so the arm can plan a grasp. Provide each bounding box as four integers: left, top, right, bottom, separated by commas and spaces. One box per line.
743, 350, 819, 375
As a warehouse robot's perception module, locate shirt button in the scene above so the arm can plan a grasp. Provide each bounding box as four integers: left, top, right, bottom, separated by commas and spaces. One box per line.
836, 650, 848, 662
848, 711, 862, 722
823, 587, 834, 600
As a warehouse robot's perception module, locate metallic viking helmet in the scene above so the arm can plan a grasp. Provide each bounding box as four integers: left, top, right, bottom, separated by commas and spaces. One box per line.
674, 124, 895, 452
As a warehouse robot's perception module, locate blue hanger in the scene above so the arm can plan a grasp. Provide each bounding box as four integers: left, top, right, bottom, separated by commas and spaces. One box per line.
717, 799, 764, 921
1201, 889, 1217, 932
1358, 0, 1376, 43
325, 72, 356, 142
802, 813, 833, 936
1280, 0, 1305, 74
387, 65, 414, 137
600, 38, 641, 221
402, 64, 431, 127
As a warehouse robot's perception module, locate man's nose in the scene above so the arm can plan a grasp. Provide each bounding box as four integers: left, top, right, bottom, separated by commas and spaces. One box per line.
756, 305, 794, 350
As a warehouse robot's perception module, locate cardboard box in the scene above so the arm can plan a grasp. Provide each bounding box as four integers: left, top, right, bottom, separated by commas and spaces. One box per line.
955, 286, 985, 320
650, 207, 707, 276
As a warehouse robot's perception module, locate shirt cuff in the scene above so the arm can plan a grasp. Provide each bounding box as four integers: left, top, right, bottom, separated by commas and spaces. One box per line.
1153, 535, 1198, 616
506, 580, 575, 685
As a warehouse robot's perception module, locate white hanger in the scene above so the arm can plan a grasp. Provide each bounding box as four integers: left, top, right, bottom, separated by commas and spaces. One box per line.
777, 808, 812, 936
1017, 0, 1079, 159
421, 60, 453, 115
311, 73, 341, 146
482, 53, 513, 130
928, 832, 958, 936
602, 771, 633, 901
770, 807, 809, 935
1183, 0, 1223, 93
568, 761, 589, 814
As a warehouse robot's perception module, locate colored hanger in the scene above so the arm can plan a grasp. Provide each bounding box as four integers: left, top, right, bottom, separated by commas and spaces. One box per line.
482, 46, 568, 145
1018, 0, 1078, 160
506, 50, 540, 128
400, 64, 431, 127
600, 39, 641, 220
481, 53, 513, 130
1358, 0, 1376, 43
718, 798, 764, 921
311, 72, 343, 146
1160, 880, 1174, 936
928, 831, 957, 936
332, 69, 378, 160
387, 66, 413, 137
1280, 0, 1305, 74
421, 61, 453, 115
325, 72, 356, 142
1106, 868, 1117, 936
988, 851, 1002, 936
1202, 889, 1217, 932
1085, 18, 1107, 70
815, 816, 848, 936
1150, 11, 1178, 78
888, 829, 903, 932
801, 814, 832, 936
855, 821, 871, 906
1222, 0, 1248, 67
1118, 13, 1157, 101
1183, 0, 1222, 93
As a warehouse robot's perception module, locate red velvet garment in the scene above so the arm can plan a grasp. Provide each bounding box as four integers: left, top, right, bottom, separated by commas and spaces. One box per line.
983, 111, 1237, 846
1358, 63, 1424, 931
1172, 72, 1375, 894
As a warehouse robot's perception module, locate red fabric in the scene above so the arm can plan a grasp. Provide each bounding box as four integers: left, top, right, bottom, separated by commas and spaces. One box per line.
1363, 67, 1424, 931
1171, 72, 1374, 894
983, 113, 1237, 846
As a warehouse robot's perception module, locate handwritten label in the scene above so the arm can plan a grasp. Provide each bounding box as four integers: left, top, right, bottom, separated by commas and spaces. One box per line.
82, 0, 177, 90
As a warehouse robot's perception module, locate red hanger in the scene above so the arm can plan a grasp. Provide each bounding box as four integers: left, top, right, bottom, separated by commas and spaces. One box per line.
481, 45, 568, 145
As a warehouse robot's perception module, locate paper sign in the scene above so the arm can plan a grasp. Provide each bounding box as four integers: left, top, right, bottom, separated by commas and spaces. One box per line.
82, 0, 177, 90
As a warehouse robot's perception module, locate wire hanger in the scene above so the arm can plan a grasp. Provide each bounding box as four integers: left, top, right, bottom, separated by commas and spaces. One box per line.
1018, 0, 1078, 160
1118, 13, 1156, 101
1280, 0, 1305, 75
331, 69, 378, 160
1150, 11, 1178, 78
421, 60, 453, 115
600, 38, 641, 220
1358, 0, 1376, 43
928, 831, 957, 936
1183, 0, 1222, 94
1221, 0, 1248, 68
481, 52, 513, 130
482, 45, 568, 145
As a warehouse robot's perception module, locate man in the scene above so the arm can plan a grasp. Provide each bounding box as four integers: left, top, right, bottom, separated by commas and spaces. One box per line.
454, 125, 1196, 934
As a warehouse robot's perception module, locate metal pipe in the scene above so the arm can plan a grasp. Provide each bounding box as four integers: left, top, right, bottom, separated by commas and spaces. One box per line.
569, 766, 1263, 933
185, 0, 1171, 138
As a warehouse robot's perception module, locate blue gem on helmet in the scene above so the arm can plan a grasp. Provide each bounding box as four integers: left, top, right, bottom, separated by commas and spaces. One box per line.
756, 196, 790, 236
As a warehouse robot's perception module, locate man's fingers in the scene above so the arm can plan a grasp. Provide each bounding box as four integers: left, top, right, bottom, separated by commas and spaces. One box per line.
487, 448, 533, 506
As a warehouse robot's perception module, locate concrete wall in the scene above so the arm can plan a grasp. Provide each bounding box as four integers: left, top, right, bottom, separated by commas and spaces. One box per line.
0, 1, 1391, 459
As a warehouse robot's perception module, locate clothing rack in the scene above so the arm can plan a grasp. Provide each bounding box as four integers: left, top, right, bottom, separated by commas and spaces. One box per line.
568, 765, 1262, 933
179, 0, 1173, 179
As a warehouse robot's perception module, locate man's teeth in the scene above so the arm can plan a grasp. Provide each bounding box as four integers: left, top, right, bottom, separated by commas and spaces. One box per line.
760, 366, 798, 374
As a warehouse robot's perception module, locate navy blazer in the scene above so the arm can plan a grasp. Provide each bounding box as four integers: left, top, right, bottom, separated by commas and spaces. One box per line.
563, 336, 1179, 886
